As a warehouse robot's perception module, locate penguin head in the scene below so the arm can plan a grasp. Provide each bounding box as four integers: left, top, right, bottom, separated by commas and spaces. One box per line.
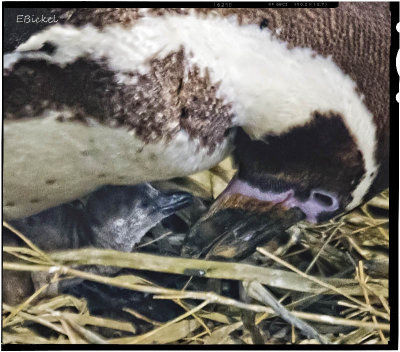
85, 184, 193, 251
231, 111, 372, 223
186, 109, 386, 259
182, 110, 388, 259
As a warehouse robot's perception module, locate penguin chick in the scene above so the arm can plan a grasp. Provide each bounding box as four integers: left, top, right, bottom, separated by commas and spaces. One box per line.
9, 183, 192, 252
4, 183, 192, 304
84, 184, 193, 252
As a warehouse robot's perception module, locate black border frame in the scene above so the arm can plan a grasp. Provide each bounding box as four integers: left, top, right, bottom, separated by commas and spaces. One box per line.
1, 2, 398, 350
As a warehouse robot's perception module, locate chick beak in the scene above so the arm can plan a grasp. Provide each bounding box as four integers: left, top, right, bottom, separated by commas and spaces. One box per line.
181, 193, 305, 260
155, 191, 194, 216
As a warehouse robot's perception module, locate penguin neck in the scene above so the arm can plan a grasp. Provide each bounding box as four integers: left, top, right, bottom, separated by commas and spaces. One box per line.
19, 14, 373, 138
18, 14, 370, 139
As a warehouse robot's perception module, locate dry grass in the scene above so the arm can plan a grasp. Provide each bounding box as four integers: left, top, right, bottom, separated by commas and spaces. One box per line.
2, 158, 390, 345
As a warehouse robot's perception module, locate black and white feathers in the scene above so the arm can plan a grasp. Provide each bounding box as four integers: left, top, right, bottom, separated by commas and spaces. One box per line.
3, 6, 390, 222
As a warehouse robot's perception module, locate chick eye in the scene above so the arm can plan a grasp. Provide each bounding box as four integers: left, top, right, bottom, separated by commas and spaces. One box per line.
141, 201, 149, 208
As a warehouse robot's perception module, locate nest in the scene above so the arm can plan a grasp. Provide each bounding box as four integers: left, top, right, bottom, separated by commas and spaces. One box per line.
2, 158, 390, 345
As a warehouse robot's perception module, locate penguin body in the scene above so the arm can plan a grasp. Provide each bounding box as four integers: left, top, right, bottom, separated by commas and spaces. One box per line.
8, 184, 192, 253
4, 109, 230, 219
3, 184, 192, 303
3, 5, 390, 222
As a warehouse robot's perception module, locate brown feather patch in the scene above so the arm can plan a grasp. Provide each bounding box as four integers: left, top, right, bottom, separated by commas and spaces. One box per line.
5, 50, 234, 154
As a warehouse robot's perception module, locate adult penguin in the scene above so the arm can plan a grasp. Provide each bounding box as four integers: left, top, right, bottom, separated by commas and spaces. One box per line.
3, 5, 390, 226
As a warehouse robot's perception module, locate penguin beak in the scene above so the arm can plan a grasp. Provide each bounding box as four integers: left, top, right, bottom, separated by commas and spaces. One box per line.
155, 191, 194, 216
181, 192, 305, 260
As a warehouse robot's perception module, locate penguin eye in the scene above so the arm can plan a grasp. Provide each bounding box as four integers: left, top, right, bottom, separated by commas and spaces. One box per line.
140, 200, 149, 208
311, 191, 335, 207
